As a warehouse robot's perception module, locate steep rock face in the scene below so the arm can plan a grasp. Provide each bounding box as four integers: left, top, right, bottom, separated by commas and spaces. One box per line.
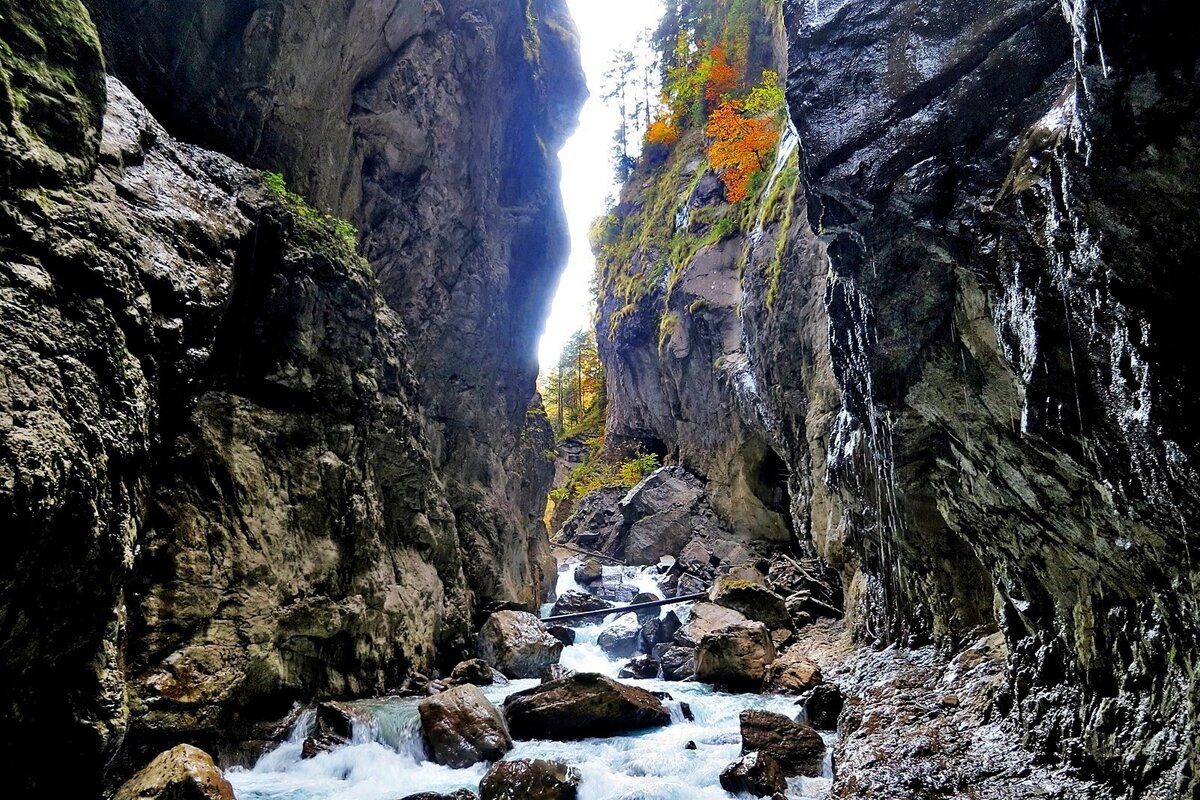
85, 0, 588, 612
2, 0, 584, 794
593, 0, 1199, 794
780, 0, 1200, 794
2, 72, 469, 792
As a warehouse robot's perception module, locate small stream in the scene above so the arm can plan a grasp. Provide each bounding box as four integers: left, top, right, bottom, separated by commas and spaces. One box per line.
228, 561, 834, 800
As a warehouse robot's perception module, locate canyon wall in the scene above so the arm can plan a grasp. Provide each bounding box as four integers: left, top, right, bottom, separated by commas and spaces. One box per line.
0, 0, 583, 794
595, 0, 1198, 795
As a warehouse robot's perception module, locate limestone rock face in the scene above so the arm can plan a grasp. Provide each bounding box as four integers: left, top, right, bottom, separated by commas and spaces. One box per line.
1, 0, 584, 793
694, 622, 777, 691
477, 611, 564, 679
418, 684, 512, 768
113, 745, 235, 800
591, 0, 1200, 792
503, 673, 671, 741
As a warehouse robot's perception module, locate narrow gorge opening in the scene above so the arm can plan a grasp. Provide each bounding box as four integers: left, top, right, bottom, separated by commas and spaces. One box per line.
3, 0, 1198, 798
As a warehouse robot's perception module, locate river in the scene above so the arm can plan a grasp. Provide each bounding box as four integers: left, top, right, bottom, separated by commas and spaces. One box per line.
227, 560, 835, 800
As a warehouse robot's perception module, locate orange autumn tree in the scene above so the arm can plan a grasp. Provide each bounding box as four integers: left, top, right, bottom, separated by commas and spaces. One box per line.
703, 44, 743, 107
647, 97, 682, 146
705, 99, 780, 201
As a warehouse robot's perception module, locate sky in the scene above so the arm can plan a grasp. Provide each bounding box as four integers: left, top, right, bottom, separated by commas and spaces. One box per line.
536, 0, 665, 371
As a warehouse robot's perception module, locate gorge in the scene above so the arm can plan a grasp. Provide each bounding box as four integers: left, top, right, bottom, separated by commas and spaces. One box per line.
2, 0, 1198, 799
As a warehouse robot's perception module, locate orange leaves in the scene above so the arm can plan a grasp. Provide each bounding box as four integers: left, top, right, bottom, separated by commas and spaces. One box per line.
705, 100, 780, 202
704, 44, 743, 106
648, 116, 682, 147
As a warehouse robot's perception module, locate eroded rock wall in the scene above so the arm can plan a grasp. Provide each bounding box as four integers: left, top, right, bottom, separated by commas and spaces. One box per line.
1, 0, 583, 794
595, 0, 1199, 794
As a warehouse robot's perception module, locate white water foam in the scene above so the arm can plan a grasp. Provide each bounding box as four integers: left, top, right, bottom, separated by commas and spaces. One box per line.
229, 560, 835, 800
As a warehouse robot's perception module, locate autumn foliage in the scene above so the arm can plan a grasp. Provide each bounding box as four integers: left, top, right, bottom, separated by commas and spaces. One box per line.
705, 100, 780, 201
703, 44, 743, 106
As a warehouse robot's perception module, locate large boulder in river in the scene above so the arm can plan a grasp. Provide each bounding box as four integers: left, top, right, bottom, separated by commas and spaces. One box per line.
401, 792, 479, 800
660, 646, 696, 681
449, 658, 496, 686
476, 611, 563, 678
114, 745, 235, 800
674, 602, 748, 646
740, 709, 826, 777
503, 672, 671, 740
573, 558, 604, 585
301, 701, 359, 758
551, 590, 612, 616
719, 751, 787, 797
480, 759, 581, 800
694, 621, 776, 691
620, 467, 708, 565
803, 683, 845, 730
618, 655, 660, 679
597, 612, 643, 658
708, 576, 793, 632
764, 650, 823, 695
418, 684, 513, 768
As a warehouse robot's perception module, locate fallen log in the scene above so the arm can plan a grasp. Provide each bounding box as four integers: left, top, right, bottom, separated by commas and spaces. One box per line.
540, 591, 708, 624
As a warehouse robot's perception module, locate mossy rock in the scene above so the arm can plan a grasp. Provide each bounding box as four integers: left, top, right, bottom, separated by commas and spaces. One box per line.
0, 0, 106, 187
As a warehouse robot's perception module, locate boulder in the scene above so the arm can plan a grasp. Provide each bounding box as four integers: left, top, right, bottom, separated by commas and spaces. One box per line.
597, 612, 643, 659
620, 468, 707, 564
719, 752, 787, 797
503, 673, 671, 740
114, 745, 235, 800
694, 622, 776, 691
803, 683, 845, 730
640, 617, 664, 649
573, 558, 604, 585
476, 611, 564, 679
541, 664, 576, 682
418, 684, 512, 768
546, 625, 576, 647
674, 602, 748, 647
708, 577, 793, 632
618, 655, 660, 679
740, 709, 826, 777
764, 650, 823, 695
659, 646, 696, 681
660, 610, 684, 642
449, 658, 495, 686
631, 592, 661, 623
401, 792, 479, 800
301, 701, 358, 758
678, 538, 716, 575
479, 759, 581, 800
551, 591, 612, 616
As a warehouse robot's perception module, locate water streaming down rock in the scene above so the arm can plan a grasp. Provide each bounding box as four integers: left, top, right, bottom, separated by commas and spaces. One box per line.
227, 561, 834, 800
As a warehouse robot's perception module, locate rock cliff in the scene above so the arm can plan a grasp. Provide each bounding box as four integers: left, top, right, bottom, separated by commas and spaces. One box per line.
594, 0, 1199, 795
1, 0, 583, 794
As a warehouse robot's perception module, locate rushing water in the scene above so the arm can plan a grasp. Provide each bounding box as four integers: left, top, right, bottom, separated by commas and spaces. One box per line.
228, 561, 834, 800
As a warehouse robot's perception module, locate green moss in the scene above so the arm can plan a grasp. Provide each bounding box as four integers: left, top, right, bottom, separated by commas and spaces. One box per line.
657, 310, 680, 353
0, 0, 106, 184
688, 298, 710, 314
261, 171, 370, 274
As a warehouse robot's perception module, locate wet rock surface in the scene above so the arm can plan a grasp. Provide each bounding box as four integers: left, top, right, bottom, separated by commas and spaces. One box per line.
479, 759, 580, 800
694, 621, 777, 691
113, 745, 235, 800
476, 611, 564, 679
503, 673, 671, 741
418, 684, 512, 768
719, 751, 787, 798
739, 709, 825, 778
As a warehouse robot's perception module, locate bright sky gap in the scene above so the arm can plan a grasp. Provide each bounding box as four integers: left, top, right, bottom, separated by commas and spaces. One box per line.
537, 0, 666, 371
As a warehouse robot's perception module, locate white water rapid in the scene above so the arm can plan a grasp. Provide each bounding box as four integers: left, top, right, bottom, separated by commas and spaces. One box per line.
228, 560, 835, 800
